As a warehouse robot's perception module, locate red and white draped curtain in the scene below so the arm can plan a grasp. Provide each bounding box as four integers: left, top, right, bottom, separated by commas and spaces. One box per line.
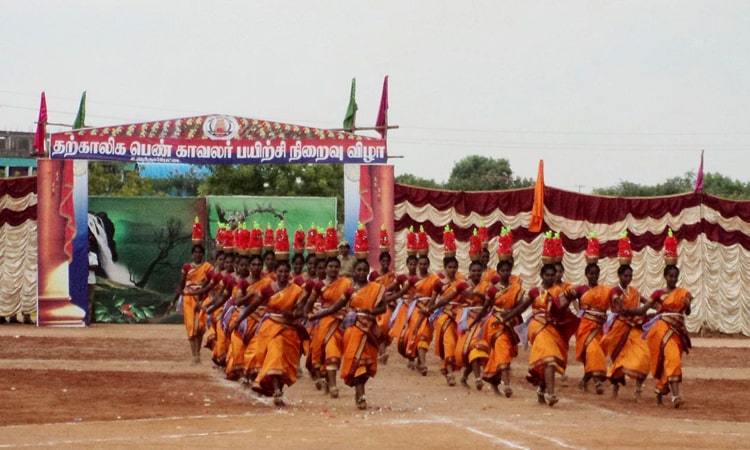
0, 176, 38, 318
394, 184, 750, 336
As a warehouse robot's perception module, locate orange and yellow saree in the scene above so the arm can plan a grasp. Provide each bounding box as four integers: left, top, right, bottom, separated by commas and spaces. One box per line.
251, 282, 306, 396
482, 282, 524, 382
645, 287, 692, 393
341, 282, 386, 386
309, 277, 353, 372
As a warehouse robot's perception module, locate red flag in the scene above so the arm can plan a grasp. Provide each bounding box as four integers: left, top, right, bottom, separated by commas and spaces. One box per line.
529, 160, 545, 233
375, 76, 389, 138
33, 92, 48, 154
694, 150, 704, 193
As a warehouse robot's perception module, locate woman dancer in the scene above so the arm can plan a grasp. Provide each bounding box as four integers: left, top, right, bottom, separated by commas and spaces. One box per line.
248, 260, 308, 406
479, 258, 524, 397
623, 264, 692, 407
177, 244, 212, 364
206, 253, 236, 367
424, 256, 468, 386
503, 264, 577, 406
600, 264, 650, 401
202, 251, 225, 352
552, 261, 577, 387
228, 254, 272, 382
340, 259, 401, 409
401, 255, 441, 375
455, 260, 494, 390
573, 264, 610, 394
291, 253, 306, 279
306, 257, 353, 398
371, 252, 398, 364
388, 255, 418, 366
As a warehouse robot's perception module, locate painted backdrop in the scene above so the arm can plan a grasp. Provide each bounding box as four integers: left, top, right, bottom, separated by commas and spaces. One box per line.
87, 196, 335, 324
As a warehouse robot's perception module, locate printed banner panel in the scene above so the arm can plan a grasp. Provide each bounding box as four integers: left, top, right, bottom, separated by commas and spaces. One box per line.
49, 115, 387, 165
85, 195, 335, 324
37, 159, 88, 327
205, 196, 337, 251
88, 197, 207, 324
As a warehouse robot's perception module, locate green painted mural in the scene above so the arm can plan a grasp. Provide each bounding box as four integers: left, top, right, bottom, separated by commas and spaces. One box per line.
87, 196, 335, 323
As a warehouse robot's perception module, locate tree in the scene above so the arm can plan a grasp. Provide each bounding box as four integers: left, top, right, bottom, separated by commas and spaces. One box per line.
148, 166, 204, 197
594, 171, 750, 199
395, 173, 442, 189
702, 172, 750, 199
594, 172, 693, 197
131, 218, 188, 288
445, 155, 534, 191
198, 164, 344, 222
88, 162, 155, 196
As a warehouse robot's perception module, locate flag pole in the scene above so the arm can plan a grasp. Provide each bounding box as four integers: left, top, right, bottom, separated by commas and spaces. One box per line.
36, 121, 74, 127
331, 125, 399, 132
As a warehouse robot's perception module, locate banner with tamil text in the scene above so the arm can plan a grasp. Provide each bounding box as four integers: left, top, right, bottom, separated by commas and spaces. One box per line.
49, 115, 387, 165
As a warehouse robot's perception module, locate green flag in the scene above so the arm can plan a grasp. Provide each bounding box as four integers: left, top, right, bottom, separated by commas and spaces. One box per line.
342, 78, 357, 131
73, 91, 87, 129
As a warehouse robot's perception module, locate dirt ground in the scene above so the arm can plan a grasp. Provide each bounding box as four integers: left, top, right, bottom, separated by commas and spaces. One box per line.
1, 324, 748, 449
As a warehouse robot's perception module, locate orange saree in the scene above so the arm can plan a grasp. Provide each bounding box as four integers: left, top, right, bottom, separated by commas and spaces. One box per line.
204, 270, 226, 350
526, 287, 572, 386
433, 279, 466, 373
251, 283, 305, 396
646, 287, 692, 392
402, 273, 440, 358
212, 273, 236, 366
482, 282, 524, 382
388, 278, 415, 354
480, 268, 497, 285
341, 282, 386, 386
372, 270, 397, 342
226, 276, 270, 378
600, 285, 650, 384
454, 279, 492, 369
574, 284, 610, 379
310, 277, 353, 372
181, 262, 212, 339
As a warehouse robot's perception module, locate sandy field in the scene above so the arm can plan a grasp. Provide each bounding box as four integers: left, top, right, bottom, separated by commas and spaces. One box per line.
0, 323, 748, 449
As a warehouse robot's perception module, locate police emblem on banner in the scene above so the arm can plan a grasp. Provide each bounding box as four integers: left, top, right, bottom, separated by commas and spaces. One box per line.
203, 115, 239, 140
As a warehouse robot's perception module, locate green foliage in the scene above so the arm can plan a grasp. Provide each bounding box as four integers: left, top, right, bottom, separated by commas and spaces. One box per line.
148, 167, 204, 197
594, 171, 750, 199
397, 155, 532, 191
88, 162, 155, 196
445, 155, 534, 191
94, 295, 157, 323
702, 172, 750, 199
594, 172, 693, 197
395, 173, 442, 189
199, 164, 344, 222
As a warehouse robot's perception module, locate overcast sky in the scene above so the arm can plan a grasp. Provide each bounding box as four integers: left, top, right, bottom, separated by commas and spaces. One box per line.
2, 1, 749, 192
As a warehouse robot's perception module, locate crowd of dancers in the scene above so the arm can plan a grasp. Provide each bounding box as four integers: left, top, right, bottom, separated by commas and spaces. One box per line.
176, 227, 692, 410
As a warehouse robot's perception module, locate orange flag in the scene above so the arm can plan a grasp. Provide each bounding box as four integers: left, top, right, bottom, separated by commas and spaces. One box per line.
529, 159, 544, 232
